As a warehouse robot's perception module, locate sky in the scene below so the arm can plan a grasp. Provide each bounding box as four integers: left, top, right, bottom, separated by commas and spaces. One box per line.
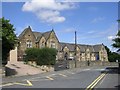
2, 0, 120, 52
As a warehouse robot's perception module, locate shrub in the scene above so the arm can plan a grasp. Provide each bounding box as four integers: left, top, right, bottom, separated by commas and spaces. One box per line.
24, 48, 39, 63
36, 48, 57, 66
24, 47, 57, 66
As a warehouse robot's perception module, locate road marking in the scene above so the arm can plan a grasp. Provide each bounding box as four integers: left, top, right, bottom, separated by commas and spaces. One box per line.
26, 80, 33, 86
59, 74, 67, 77
1, 80, 33, 87
99, 74, 106, 85
14, 80, 33, 86
0, 83, 16, 87
86, 74, 105, 89
46, 76, 54, 80
86, 73, 106, 90
90, 74, 106, 90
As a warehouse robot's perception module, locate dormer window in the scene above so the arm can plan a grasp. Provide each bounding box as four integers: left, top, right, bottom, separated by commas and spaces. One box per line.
26, 40, 32, 48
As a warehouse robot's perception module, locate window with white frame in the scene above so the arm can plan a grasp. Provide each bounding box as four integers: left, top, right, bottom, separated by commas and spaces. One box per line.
26, 40, 32, 48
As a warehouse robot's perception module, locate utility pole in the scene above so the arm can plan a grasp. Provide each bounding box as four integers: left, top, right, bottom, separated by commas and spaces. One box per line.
75, 31, 77, 68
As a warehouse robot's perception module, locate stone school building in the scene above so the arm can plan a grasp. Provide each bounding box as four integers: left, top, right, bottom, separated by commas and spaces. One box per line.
15, 26, 108, 62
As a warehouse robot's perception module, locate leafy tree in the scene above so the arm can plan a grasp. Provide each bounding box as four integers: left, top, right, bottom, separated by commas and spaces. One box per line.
104, 46, 120, 62
0, 17, 17, 65
112, 20, 120, 52
109, 52, 120, 62
112, 30, 120, 52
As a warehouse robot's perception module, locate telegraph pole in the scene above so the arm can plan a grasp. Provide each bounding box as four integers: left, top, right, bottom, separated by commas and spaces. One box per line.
75, 31, 77, 68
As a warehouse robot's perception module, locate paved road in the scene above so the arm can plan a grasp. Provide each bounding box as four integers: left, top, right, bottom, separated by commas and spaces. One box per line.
1, 66, 119, 89
95, 66, 119, 89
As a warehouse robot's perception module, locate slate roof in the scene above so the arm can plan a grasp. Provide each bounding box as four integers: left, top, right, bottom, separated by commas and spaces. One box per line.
78, 45, 87, 52
42, 31, 52, 40
33, 31, 52, 42
65, 43, 75, 51
59, 42, 102, 53
93, 44, 102, 52
33, 32, 42, 42
59, 42, 75, 51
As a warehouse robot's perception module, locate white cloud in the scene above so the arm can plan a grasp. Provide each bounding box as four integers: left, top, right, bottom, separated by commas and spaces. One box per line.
107, 36, 116, 40
91, 17, 105, 23
22, 0, 77, 23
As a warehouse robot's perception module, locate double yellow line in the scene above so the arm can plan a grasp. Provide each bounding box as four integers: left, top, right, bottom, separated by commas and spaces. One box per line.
86, 73, 106, 90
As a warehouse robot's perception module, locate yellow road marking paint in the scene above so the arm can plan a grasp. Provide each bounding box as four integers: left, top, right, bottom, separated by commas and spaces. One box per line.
99, 74, 106, 85
15, 82, 30, 86
59, 74, 67, 77
86, 74, 104, 89
15, 80, 33, 86
86, 73, 106, 90
89, 74, 106, 90
46, 76, 54, 80
0, 83, 16, 87
27, 80, 33, 86
1, 80, 33, 87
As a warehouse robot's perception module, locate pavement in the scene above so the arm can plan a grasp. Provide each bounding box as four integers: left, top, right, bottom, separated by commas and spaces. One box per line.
5, 61, 46, 77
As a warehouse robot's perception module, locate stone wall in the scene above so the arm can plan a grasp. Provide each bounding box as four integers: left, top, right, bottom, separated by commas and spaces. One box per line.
26, 61, 54, 72
68, 60, 118, 69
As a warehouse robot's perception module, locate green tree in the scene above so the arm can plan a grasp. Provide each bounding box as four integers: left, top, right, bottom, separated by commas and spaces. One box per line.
0, 17, 17, 65
112, 30, 120, 52
104, 45, 120, 62
112, 20, 120, 52
112, 20, 120, 68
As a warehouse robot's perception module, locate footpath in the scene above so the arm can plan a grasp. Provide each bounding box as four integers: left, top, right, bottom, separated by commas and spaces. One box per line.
5, 61, 45, 77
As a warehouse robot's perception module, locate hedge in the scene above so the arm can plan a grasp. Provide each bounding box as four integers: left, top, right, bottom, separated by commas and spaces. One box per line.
24, 47, 57, 66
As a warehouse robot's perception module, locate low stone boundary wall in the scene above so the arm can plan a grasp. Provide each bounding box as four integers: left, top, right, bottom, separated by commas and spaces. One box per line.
68, 60, 118, 69
25, 61, 54, 72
